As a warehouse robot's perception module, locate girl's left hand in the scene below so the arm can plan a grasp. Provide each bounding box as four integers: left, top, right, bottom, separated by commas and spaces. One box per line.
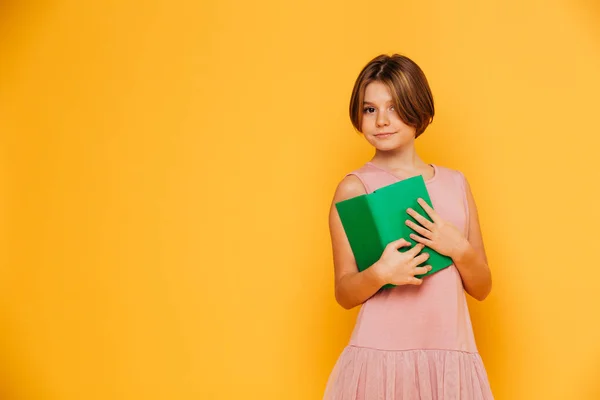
405, 198, 469, 259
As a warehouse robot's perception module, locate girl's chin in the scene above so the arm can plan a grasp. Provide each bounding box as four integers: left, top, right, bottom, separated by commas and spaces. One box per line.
366, 136, 412, 149
368, 138, 402, 147
374, 142, 412, 152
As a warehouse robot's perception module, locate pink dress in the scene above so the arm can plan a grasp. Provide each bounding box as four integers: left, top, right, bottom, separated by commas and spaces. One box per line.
323, 162, 493, 400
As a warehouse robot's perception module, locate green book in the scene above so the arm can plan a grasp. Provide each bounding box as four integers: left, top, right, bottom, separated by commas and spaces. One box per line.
335, 175, 453, 290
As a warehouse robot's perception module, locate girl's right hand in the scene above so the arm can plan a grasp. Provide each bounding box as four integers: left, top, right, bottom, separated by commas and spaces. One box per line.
375, 239, 432, 286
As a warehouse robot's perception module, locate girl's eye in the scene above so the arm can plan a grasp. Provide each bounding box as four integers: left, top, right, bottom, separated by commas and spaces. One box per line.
390, 106, 395, 111
363, 107, 376, 114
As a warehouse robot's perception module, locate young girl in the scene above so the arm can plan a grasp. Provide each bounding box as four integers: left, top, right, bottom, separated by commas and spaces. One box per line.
324, 54, 493, 399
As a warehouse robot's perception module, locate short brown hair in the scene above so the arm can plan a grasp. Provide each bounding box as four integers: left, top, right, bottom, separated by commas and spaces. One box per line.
349, 54, 435, 138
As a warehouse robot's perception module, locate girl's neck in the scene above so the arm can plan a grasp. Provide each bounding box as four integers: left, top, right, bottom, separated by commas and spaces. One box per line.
370, 150, 427, 171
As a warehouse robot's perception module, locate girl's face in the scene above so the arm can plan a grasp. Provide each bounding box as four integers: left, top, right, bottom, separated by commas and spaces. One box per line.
360, 81, 417, 151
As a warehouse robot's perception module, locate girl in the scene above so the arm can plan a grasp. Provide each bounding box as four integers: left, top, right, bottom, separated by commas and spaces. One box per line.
324, 54, 493, 399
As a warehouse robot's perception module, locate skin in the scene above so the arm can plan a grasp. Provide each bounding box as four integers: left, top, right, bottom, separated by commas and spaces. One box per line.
329, 81, 492, 310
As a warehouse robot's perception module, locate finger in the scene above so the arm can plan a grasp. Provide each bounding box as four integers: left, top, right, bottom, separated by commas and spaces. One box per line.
411, 252, 430, 267
417, 198, 440, 223
410, 234, 433, 247
408, 242, 425, 256
414, 265, 432, 275
406, 208, 435, 230
408, 277, 423, 285
390, 238, 411, 249
405, 220, 432, 238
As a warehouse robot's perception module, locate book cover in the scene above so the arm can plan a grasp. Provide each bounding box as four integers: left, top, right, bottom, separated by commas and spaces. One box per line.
335, 175, 453, 290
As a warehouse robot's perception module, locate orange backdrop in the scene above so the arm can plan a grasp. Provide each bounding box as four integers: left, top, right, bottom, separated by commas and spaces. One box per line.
2, 1, 600, 399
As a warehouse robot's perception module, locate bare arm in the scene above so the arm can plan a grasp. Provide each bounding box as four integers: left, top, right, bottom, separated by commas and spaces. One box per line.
452, 176, 492, 301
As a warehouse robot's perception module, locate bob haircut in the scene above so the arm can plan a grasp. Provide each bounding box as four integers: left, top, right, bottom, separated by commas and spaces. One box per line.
349, 54, 435, 138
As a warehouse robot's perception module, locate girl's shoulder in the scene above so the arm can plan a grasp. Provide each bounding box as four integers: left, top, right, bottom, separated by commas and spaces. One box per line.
332, 162, 388, 200
430, 164, 470, 200
432, 163, 467, 182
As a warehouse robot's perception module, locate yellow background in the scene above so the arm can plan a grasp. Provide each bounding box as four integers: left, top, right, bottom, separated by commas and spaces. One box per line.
2, 1, 600, 399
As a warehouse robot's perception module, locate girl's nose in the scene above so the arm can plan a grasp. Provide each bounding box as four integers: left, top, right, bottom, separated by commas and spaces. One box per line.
376, 112, 390, 127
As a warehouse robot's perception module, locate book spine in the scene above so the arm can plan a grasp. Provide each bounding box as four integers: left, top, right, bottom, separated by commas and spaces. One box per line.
336, 196, 380, 274
366, 196, 395, 290
365, 195, 384, 258
357, 196, 382, 273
